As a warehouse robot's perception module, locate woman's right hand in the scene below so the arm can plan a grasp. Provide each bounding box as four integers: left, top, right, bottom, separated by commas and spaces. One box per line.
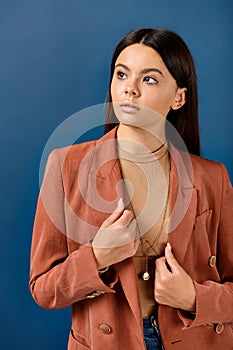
92, 198, 139, 269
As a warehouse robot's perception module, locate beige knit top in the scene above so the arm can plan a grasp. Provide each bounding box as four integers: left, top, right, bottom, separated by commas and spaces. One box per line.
117, 138, 170, 317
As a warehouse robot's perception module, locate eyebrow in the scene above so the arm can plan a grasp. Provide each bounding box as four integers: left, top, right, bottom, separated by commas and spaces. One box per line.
115, 63, 164, 76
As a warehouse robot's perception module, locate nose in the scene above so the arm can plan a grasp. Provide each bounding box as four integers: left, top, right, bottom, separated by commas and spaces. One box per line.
124, 84, 139, 97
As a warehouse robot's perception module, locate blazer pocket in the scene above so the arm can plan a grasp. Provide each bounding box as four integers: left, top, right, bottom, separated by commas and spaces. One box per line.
68, 329, 91, 349
194, 209, 212, 228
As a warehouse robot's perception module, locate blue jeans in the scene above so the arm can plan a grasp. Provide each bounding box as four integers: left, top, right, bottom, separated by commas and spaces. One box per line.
143, 316, 164, 350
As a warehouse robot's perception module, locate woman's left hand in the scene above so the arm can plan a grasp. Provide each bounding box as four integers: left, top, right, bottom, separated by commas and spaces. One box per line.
154, 243, 196, 312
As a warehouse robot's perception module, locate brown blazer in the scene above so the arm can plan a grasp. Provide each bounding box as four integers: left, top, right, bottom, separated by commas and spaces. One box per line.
29, 127, 233, 349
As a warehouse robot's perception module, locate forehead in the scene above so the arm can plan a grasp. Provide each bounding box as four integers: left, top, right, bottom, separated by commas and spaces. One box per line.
115, 44, 166, 71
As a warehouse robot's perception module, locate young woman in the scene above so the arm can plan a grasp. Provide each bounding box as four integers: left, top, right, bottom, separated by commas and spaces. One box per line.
29, 28, 233, 350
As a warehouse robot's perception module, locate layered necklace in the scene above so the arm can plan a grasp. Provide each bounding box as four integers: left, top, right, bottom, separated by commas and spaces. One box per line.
118, 140, 171, 281
139, 164, 170, 280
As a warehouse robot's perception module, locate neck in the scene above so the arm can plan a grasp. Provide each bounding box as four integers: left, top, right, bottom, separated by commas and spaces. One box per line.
117, 123, 166, 153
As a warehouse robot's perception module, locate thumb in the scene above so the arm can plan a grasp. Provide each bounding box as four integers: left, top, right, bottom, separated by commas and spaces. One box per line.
165, 242, 180, 274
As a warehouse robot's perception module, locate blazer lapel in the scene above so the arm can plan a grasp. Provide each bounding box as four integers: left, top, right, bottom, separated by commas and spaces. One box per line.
80, 127, 123, 221
115, 258, 143, 328
89, 128, 143, 327
168, 146, 197, 265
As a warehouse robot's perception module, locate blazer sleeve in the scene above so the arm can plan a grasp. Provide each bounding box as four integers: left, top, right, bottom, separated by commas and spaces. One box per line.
29, 149, 115, 310
178, 163, 233, 328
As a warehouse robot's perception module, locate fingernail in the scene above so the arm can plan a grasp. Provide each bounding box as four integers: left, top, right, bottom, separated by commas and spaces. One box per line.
117, 197, 124, 210
167, 242, 172, 250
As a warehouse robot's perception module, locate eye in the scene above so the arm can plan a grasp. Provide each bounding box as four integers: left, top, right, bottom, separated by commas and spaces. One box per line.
143, 76, 158, 84
116, 71, 127, 80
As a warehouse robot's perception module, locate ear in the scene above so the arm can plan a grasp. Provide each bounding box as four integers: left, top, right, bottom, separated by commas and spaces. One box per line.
171, 87, 187, 110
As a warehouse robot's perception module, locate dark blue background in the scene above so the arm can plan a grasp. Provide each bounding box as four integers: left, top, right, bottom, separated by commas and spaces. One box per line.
1, 1, 232, 349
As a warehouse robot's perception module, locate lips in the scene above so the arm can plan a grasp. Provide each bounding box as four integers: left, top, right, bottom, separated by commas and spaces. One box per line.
120, 102, 140, 113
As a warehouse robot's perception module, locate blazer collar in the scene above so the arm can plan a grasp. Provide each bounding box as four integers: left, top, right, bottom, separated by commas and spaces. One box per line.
91, 126, 120, 178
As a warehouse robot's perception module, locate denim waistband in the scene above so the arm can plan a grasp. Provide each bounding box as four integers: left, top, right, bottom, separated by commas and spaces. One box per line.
143, 316, 164, 350
143, 315, 157, 328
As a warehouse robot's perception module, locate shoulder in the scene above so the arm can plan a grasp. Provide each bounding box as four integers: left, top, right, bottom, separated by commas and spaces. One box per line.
190, 153, 226, 174
190, 153, 222, 171
53, 139, 97, 162
47, 127, 117, 167
190, 153, 231, 188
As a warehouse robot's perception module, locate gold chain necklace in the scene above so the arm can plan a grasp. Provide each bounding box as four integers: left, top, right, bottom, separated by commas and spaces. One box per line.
124, 158, 171, 281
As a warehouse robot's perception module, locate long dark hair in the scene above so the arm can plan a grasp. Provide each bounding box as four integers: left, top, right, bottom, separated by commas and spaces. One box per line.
105, 28, 200, 155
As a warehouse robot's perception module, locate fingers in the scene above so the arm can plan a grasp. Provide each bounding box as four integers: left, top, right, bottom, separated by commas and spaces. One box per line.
164, 243, 180, 274
101, 198, 125, 227
113, 197, 124, 213
102, 198, 134, 229
156, 243, 180, 276
155, 256, 169, 276
115, 209, 134, 227
155, 244, 196, 310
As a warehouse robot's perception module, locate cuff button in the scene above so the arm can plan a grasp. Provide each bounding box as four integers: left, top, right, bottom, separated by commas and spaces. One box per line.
215, 322, 224, 334
208, 255, 216, 267
99, 323, 112, 334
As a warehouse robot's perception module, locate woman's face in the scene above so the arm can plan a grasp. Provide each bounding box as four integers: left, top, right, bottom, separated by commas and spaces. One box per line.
111, 44, 186, 120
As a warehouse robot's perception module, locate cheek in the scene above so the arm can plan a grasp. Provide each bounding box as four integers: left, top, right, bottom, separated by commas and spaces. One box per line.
150, 90, 175, 109
111, 77, 125, 101
110, 81, 117, 101
144, 94, 173, 117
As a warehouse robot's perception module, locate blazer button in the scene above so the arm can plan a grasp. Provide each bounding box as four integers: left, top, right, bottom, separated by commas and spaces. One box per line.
99, 323, 112, 334
208, 255, 216, 267
215, 322, 224, 334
